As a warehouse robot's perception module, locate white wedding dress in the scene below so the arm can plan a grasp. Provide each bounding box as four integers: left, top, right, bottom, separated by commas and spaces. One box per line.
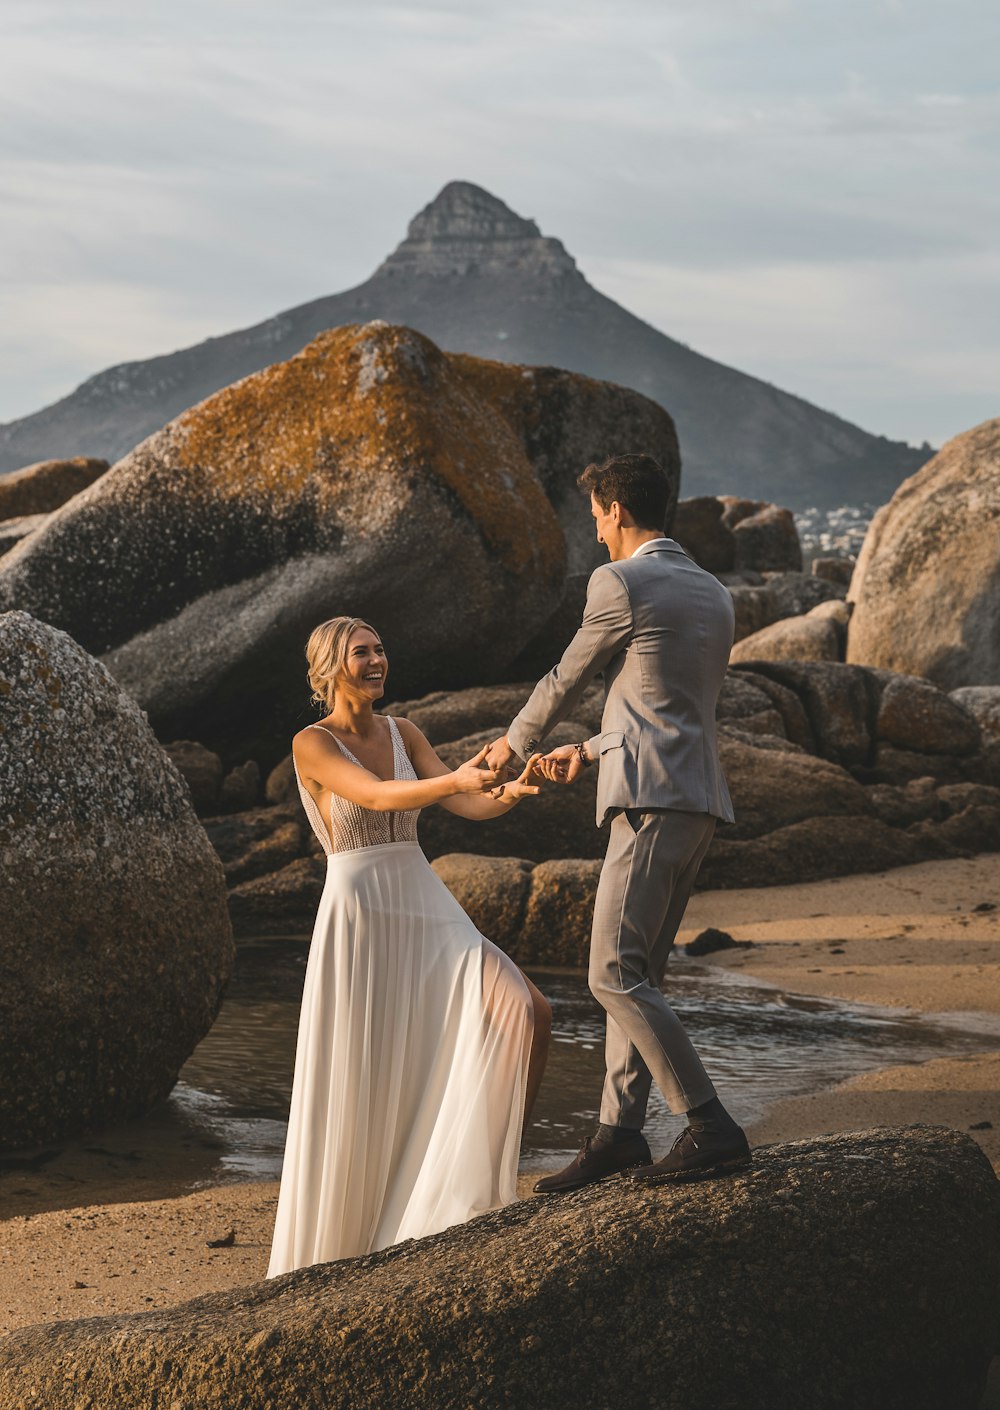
266, 716, 533, 1276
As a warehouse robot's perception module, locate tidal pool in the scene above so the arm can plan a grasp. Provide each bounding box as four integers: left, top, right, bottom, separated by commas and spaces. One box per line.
163, 937, 1000, 1183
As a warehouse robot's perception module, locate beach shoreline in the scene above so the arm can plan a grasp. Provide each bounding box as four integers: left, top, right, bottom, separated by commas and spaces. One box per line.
2, 853, 998, 1339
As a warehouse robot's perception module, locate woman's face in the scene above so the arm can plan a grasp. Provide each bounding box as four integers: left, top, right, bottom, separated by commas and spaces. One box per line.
339, 626, 388, 702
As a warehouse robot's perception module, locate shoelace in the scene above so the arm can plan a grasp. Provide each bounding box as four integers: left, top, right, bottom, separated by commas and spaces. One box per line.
670, 1127, 700, 1155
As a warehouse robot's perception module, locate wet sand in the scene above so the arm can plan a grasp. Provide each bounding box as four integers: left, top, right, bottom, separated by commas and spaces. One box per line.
2, 854, 998, 1352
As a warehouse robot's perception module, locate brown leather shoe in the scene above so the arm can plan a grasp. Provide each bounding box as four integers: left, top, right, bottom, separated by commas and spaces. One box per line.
533, 1132, 652, 1194
628, 1124, 751, 1185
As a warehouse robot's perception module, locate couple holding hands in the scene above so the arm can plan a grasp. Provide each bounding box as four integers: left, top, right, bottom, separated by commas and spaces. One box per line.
267, 453, 750, 1279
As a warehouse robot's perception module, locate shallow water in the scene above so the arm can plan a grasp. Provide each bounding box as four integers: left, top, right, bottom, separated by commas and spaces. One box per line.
163, 938, 1000, 1182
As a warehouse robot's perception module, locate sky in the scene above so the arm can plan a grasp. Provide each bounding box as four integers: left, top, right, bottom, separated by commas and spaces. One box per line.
2, 0, 997, 448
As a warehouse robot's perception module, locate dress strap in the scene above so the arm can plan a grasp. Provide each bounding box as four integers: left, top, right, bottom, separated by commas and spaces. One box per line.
305, 721, 361, 766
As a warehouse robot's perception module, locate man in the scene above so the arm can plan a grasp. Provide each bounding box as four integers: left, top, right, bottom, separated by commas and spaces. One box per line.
486, 452, 750, 1191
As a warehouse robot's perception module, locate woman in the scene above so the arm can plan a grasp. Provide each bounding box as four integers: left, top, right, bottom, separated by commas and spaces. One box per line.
266, 616, 552, 1276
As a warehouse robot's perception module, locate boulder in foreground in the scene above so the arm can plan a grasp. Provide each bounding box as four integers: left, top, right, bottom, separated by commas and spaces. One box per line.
0, 1127, 995, 1410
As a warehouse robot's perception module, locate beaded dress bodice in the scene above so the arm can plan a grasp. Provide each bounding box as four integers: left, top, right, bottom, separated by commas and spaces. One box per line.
293, 716, 420, 856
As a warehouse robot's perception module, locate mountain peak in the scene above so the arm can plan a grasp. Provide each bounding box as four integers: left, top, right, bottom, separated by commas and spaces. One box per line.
377, 181, 579, 279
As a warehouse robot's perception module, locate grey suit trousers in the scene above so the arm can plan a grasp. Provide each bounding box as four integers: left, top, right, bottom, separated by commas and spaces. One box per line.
590, 807, 718, 1125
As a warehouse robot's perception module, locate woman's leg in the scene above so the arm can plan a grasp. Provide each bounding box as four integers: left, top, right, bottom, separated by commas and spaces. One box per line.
520, 971, 552, 1125
480, 949, 552, 1128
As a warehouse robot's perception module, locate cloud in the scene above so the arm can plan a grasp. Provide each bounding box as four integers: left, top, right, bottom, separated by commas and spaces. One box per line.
0, 0, 997, 446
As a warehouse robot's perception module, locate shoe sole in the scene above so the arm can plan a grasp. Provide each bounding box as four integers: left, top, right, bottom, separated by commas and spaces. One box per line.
533, 1158, 651, 1195
630, 1154, 752, 1187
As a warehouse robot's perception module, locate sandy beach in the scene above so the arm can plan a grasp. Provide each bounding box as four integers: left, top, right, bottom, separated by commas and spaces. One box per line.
2, 853, 999, 1342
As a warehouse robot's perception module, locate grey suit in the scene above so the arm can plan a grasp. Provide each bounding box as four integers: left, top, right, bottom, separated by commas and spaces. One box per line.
508, 539, 736, 1124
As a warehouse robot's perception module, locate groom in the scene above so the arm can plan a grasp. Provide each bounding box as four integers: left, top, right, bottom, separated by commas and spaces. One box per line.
487, 453, 750, 1190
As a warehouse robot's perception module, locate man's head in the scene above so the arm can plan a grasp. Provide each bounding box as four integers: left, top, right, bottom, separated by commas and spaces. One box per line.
578, 453, 671, 561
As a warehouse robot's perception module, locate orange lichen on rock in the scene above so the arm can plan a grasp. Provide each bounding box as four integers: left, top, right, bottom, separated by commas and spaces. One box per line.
173, 323, 565, 582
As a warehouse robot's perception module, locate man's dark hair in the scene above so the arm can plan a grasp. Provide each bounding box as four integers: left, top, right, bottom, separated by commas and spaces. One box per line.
578, 453, 671, 532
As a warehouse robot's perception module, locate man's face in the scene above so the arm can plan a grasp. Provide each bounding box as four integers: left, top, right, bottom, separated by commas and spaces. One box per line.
591, 493, 624, 560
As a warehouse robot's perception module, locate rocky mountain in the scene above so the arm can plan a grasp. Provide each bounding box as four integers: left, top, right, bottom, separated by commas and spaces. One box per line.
0, 182, 928, 506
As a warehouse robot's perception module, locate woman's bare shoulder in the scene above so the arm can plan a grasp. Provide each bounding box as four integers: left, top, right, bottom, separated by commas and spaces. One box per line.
292, 723, 337, 753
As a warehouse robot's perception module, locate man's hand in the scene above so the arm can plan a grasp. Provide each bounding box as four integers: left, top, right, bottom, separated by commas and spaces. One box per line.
485, 735, 516, 779
534, 742, 588, 786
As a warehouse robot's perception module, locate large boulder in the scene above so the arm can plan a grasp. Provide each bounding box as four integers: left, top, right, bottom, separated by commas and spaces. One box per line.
0, 612, 233, 1150
729, 609, 842, 665
722, 497, 802, 572
430, 853, 535, 955
0, 455, 108, 519
1, 1128, 996, 1410
718, 737, 873, 840
0, 323, 678, 769
673, 495, 803, 575
950, 686, 1000, 744
848, 416, 1000, 687
728, 572, 844, 644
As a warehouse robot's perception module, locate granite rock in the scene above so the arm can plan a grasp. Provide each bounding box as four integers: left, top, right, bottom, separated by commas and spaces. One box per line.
0, 1127, 995, 1410
0, 611, 233, 1149
848, 416, 1000, 687
0, 455, 108, 519
0, 324, 673, 769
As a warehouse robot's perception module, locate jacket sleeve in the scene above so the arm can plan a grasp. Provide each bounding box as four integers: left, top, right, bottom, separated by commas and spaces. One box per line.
508, 565, 633, 758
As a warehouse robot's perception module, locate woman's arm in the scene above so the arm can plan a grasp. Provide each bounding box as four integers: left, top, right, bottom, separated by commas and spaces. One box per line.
395, 718, 541, 819
294, 726, 502, 812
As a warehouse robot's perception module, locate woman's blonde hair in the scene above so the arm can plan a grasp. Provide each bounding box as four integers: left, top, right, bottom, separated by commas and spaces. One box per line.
306, 616, 380, 712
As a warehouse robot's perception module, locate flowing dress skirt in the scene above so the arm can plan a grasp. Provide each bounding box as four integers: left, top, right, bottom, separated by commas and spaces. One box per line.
266, 841, 533, 1276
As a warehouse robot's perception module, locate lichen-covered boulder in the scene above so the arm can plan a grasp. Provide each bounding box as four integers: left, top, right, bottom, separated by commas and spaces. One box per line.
0, 1128, 996, 1410
0, 455, 108, 519
0, 323, 678, 768
0, 611, 233, 1150
848, 416, 1000, 687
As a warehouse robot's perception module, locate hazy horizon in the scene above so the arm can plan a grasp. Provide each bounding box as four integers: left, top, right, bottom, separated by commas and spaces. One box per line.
3, 0, 997, 449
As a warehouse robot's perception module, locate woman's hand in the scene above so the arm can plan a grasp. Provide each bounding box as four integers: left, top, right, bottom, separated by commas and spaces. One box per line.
451, 743, 505, 795
493, 754, 544, 801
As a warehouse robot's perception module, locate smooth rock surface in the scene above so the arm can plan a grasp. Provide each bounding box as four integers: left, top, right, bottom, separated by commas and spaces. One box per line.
848, 416, 1000, 687
0, 1128, 996, 1410
729, 612, 841, 664
0, 611, 233, 1149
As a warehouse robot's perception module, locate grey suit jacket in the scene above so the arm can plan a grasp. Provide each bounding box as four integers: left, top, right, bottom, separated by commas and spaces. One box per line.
508, 540, 736, 827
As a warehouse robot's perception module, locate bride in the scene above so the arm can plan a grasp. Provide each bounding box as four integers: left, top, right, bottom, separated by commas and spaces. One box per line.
266, 615, 552, 1276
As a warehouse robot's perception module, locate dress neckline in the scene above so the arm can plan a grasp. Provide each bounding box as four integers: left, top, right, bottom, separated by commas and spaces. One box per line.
307, 717, 399, 784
